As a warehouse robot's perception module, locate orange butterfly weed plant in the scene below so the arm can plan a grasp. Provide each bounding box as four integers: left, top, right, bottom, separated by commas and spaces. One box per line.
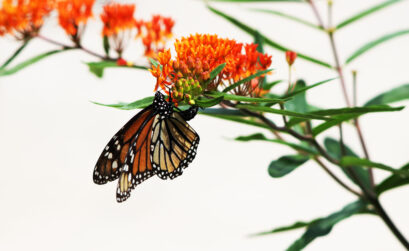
0, 0, 175, 67
150, 34, 272, 105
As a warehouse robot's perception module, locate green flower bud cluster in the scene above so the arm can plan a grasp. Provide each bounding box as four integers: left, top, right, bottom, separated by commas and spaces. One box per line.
171, 77, 203, 105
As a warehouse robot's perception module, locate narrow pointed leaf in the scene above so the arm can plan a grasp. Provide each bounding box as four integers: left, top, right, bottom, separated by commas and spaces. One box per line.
201, 114, 270, 129
282, 78, 336, 98
263, 80, 283, 90
250, 8, 323, 30
336, 0, 403, 30
86, 61, 148, 78
207, 92, 287, 103
204, 63, 226, 87
254, 221, 314, 236
346, 29, 409, 64
235, 133, 317, 154
103, 35, 110, 56
340, 156, 409, 177
268, 155, 310, 178
287, 200, 369, 251
92, 96, 154, 110
376, 162, 409, 194
222, 69, 272, 93
199, 108, 245, 116
1, 39, 31, 69
324, 138, 372, 190
0, 49, 70, 76
365, 83, 409, 106
207, 6, 333, 69
236, 104, 330, 120
196, 96, 224, 108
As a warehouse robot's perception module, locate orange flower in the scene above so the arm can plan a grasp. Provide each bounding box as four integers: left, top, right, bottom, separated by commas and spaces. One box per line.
0, 0, 55, 39
57, 0, 95, 44
100, 3, 136, 56
136, 15, 175, 58
149, 34, 272, 103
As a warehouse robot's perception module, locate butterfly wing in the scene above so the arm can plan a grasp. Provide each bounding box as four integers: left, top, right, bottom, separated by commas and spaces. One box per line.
151, 112, 200, 180
93, 105, 155, 185
116, 113, 158, 202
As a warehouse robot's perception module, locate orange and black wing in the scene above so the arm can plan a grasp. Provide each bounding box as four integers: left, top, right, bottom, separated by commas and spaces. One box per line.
151, 112, 200, 180
116, 113, 158, 202
93, 105, 155, 185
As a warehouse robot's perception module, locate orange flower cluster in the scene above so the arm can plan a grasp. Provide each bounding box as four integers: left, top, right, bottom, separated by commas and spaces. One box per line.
136, 15, 175, 58
0, 0, 55, 39
150, 34, 272, 103
57, 0, 95, 44
100, 3, 136, 56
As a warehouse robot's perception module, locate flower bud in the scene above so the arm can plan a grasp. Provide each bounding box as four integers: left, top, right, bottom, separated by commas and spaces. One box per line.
285, 51, 297, 66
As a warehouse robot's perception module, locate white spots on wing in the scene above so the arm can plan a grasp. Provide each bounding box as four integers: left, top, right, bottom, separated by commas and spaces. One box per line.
112, 160, 118, 169
104, 152, 108, 157
105, 146, 109, 150
128, 173, 132, 182
108, 153, 113, 159
124, 164, 129, 172
115, 140, 119, 145
116, 144, 121, 151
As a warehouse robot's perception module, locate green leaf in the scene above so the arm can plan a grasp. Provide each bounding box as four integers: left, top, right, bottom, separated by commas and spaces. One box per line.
207, 92, 287, 104
199, 108, 245, 116
285, 80, 308, 113
289, 105, 403, 133
103, 36, 110, 56
250, 8, 323, 30
235, 133, 317, 154
340, 156, 409, 177
0, 39, 31, 69
336, 0, 403, 30
365, 83, 409, 106
311, 105, 404, 116
86, 61, 148, 78
201, 113, 270, 129
345, 29, 409, 64
311, 105, 404, 136
222, 69, 273, 93
254, 221, 314, 236
254, 30, 264, 53
268, 155, 310, 178
236, 104, 331, 121
207, 5, 333, 69
376, 162, 409, 194
287, 200, 369, 251
92, 96, 154, 110
324, 138, 372, 190
203, 63, 226, 87
282, 78, 337, 99
149, 57, 160, 67
263, 80, 282, 90
196, 96, 224, 108
0, 49, 70, 76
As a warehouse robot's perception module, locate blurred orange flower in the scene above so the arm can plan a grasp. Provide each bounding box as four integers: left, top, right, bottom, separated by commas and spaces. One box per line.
136, 15, 175, 58
57, 0, 95, 45
149, 34, 272, 103
100, 3, 136, 56
0, 0, 55, 39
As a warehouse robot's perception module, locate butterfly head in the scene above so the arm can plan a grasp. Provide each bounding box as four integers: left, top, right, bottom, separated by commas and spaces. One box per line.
153, 92, 173, 117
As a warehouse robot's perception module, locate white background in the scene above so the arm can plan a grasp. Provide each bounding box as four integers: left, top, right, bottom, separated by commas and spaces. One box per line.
1, 0, 409, 250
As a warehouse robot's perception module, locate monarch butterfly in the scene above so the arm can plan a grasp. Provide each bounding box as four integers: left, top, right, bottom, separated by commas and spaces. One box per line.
93, 92, 200, 202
